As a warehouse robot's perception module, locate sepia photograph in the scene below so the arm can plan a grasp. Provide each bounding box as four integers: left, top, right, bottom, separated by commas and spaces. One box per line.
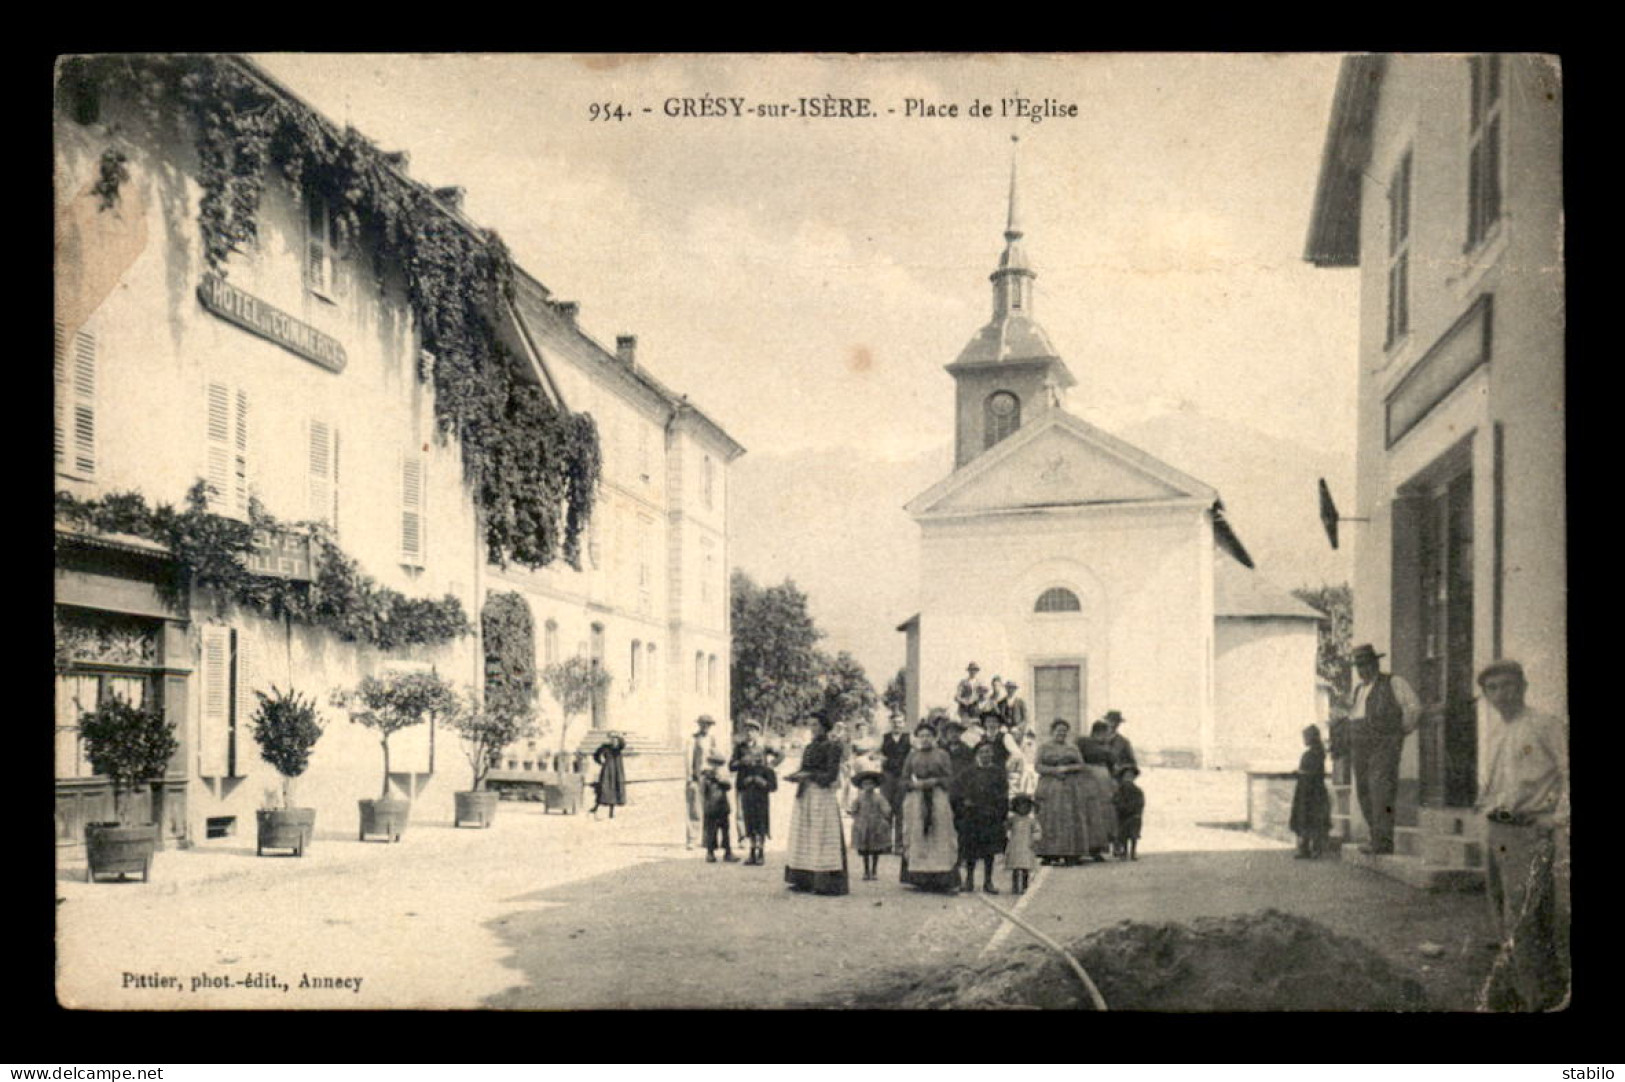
52, 52, 1566, 1012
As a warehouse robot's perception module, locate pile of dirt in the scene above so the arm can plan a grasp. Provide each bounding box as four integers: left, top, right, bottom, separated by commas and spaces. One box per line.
836, 909, 1428, 1011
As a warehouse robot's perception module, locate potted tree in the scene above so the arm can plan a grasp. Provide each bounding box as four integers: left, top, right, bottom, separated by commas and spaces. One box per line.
249, 686, 326, 856
540, 657, 612, 815
450, 684, 537, 828
345, 670, 458, 842
79, 697, 179, 882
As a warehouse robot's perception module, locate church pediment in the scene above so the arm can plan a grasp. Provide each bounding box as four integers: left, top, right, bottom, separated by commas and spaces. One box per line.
907, 410, 1217, 517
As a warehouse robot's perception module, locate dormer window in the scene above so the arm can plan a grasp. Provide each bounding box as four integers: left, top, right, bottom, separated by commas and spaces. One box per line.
305, 194, 349, 303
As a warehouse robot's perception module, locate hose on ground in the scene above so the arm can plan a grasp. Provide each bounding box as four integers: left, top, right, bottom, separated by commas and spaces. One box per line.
976, 891, 1109, 1011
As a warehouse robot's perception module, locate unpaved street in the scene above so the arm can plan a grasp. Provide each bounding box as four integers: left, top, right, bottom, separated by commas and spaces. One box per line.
56, 769, 1494, 1010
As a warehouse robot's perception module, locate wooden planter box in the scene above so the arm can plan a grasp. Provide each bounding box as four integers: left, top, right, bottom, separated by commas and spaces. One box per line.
256, 808, 316, 856
454, 790, 500, 828
357, 798, 410, 842
85, 823, 157, 882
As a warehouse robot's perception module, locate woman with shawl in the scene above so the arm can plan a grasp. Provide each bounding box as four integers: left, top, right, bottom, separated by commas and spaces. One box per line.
784, 714, 849, 894
1077, 721, 1121, 862
1034, 719, 1090, 865
1290, 724, 1332, 859
590, 731, 628, 819
899, 721, 960, 892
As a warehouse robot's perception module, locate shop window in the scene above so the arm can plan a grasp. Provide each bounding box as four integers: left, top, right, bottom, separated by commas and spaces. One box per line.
54, 609, 161, 781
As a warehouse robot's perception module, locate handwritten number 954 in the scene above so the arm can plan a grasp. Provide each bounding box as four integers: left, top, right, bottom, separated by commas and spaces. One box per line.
589, 103, 629, 122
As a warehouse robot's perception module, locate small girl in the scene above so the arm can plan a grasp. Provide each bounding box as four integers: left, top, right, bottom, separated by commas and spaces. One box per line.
849, 770, 893, 880
1289, 725, 1331, 859
1006, 793, 1040, 894
1113, 765, 1145, 861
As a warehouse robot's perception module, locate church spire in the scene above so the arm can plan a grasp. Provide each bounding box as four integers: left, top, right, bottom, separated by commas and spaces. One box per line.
991, 135, 1035, 318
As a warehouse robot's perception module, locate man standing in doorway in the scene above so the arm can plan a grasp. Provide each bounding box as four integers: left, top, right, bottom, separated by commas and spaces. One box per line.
686, 715, 721, 850
1477, 659, 1569, 1011
1346, 643, 1421, 855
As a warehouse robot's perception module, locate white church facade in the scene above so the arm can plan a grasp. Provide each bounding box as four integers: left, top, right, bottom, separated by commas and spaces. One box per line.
899, 163, 1320, 770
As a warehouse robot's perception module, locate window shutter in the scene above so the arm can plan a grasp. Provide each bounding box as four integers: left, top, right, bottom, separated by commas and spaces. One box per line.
331, 427, 341, 532
234, 389, 249, 516
308, 419, 333, 524
206, 383, 231, 513
72, 331, 97, 477
199, 625, 230, 776
401, 454, 425, 565
232, 629, 253, 778
53, 321, 66, 469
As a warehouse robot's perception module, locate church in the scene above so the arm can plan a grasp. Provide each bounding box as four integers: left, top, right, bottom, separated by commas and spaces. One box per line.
897, 160, 1321, 770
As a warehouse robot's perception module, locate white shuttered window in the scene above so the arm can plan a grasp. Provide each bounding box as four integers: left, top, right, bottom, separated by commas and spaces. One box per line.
205, 383, 249, 517
199, 625, 251, 778
401, 453, 426, 566
54, 322, 97, 479
308, 419, 340, 527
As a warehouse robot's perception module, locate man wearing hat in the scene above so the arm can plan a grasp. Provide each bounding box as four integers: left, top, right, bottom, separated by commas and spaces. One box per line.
730, 719, 783, 843
1345, 644, 1421, 855
1003, 680, 1028, 737
1476, 659, 1569, 1010
1102, 710, 1137, 779
955, 663, 981, 724
685, 715, 722, 850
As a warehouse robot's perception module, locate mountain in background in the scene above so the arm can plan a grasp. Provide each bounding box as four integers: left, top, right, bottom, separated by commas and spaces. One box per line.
729, 406, 1353, 687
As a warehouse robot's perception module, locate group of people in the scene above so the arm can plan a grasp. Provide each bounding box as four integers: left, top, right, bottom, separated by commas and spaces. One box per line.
777, 661, 1147, 897
1286, 643, 1569, 1012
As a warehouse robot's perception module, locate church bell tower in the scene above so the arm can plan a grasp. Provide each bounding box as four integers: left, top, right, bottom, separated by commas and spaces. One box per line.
946, 138, 1076, 468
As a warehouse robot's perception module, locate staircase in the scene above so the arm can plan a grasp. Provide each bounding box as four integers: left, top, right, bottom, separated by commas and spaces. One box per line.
1334, 782, 1485, 892
574, 730, 686, 782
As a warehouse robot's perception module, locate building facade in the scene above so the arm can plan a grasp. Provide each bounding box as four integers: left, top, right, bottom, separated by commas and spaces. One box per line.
54, 56, 739, 845
1306, 54, 1564, 876
900, 168, 1320, 769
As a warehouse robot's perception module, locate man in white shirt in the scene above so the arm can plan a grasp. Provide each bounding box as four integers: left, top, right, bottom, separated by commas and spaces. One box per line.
685, 715, 721, 850
1476, 659, 1569, 1011
1346, 643, 1421, 855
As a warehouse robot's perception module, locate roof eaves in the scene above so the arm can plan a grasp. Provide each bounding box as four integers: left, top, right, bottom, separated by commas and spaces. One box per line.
1304, 54, 1387, 268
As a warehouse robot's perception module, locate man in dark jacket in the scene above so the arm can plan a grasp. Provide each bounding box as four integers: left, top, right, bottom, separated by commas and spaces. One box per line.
1346, 644, 1421, 855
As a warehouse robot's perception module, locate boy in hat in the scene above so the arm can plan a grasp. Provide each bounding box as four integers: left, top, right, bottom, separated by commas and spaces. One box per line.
701, 753, 740, 863
733, 734, 779, 865
955, 663, 981, 723
1113, 765, 1145, 861
1006, 793, 1040, 894
849, 768, 892, 879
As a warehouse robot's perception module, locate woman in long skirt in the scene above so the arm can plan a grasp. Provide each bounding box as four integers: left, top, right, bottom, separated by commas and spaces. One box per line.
1078, 721, 1120, 862
899, 722, 960, 892
1034, 719, 1090, 865
590, 732, 627, 818
1290, 725, 1332, 859
784, 715, 849, 894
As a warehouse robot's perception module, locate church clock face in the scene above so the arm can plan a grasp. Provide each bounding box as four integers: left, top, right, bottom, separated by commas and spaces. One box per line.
985, 391, 1021, 448
990, 392, 1018, 417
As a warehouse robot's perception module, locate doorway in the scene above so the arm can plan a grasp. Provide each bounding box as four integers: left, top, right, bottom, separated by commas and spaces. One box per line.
1032, 663, 1085, 735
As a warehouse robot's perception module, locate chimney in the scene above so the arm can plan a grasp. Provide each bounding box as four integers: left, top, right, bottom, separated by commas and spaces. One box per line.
616, 335, 637, 366
383, 150, 410, 175
554, 300, 579, 322
433, 185, 465, 211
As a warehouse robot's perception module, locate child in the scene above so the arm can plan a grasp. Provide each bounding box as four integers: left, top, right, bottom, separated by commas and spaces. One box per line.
1289, 725, 1331, 859
849, 769, 893, 880
953, 742, 1009, 893
1006, 793, 1040, 894
702, 754, 740, 863
1113, 765, 1145, 861
735, 743, 778, 865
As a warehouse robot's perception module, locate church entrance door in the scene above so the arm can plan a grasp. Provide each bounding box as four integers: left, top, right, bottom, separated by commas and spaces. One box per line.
1032, 663, 1084, 734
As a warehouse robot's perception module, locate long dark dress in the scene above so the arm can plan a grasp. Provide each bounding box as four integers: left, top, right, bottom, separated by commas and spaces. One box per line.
1289, 744, 1331, 838
785, 735, 849, 894
953, 764, 1009, 862
736, 757, 778, 839
1034, 740, 1090, 859
1077, 737, 1119, 852
592, 740, 627, 807
899, 746, 959, 891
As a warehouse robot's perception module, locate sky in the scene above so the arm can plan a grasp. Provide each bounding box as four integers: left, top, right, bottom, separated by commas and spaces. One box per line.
251, 53, 1361, 681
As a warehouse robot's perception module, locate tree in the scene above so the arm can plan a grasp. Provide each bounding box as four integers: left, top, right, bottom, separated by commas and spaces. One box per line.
882, 668, 907, 719
450, 684, 538, 791
344, 670, 461, 800
79, 698, 179, 824
1293, 583, 1355, 698
818, 650, 879, 732
731, 570, 825, 736
540, 656, 612, 756
249, 686, 326, 809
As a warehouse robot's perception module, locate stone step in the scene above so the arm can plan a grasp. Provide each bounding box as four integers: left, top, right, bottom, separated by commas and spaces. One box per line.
1338, 846, 1484, 892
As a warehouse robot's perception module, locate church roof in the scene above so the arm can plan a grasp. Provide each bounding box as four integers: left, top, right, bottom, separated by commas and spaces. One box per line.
1214, 555, 1323, 620
954, 314, 1064, 367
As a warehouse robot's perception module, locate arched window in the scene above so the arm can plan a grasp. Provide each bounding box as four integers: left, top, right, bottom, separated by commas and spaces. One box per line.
1035, 587, 1082, 613
985, 391, 1021, 448
707, 654, 719, 697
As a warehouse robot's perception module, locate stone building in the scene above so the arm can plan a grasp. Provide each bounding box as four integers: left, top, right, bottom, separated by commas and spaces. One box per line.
899, 164, 1320, 769
1305, 54, 1563, 884
53, 55, 739, 846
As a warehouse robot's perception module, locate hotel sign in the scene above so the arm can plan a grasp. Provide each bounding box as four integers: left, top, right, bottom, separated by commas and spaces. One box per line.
1385, 294, 1492, 448
198, 274, 348, 374
244, 528, 315, 582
